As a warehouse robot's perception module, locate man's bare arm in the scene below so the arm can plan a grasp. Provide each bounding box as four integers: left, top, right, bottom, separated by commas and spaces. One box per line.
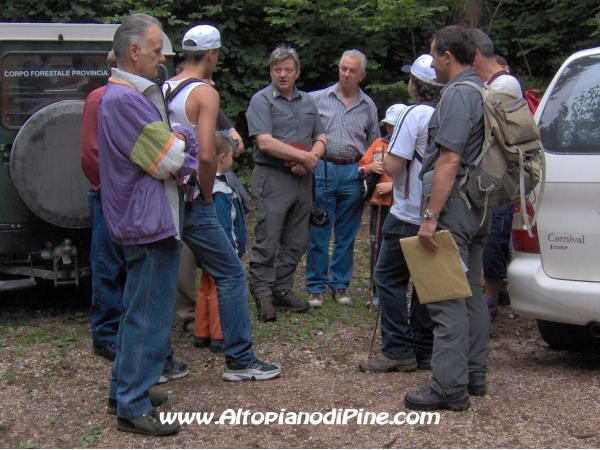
382, 152, 407, 178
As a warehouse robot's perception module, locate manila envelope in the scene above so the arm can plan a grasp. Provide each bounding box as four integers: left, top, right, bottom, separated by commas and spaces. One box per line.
400, 230, 472, 303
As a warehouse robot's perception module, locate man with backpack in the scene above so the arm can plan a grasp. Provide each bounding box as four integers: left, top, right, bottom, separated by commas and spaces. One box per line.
163, 24, 281, 382
469, 28, 523, 319
404, 25, 489, 412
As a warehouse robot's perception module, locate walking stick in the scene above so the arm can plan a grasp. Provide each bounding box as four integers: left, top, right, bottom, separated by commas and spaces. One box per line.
368, 193, 383, 358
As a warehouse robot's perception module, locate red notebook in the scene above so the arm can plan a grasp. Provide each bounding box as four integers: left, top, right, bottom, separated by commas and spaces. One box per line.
285, 141, 311, 167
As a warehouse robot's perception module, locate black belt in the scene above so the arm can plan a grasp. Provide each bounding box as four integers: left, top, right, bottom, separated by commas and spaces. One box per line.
326, 156, 360, 165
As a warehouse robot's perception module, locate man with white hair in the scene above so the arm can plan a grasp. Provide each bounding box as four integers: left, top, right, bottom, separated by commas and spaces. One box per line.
98, 13, 198, 435
306, 49, 380, 307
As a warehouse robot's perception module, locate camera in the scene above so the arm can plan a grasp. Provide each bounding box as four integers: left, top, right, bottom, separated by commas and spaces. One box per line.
310, 206, 329, 227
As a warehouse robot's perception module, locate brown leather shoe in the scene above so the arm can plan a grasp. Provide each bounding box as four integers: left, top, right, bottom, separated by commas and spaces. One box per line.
255, 295, 277, 322
273, 289, 310, 312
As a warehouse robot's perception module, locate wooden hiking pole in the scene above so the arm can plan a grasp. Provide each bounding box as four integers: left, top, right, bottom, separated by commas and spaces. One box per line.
368, 193, 383, 358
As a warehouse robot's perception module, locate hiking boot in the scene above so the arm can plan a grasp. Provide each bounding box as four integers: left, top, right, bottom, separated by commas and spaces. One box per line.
468, 372, 487, 396
117, 410, 180, 436
93, 343, 116, 362
417, 358, 432, 370
182, 319, 195, 334
157, 361, 189, 384
308, 293, 324, 308
222, 359, 282, 382
255, 295, 277, 322
365, 297, 379, 309
358, 353, 417, 373
331, 289, 351, 305
404, 385, 470, 411
273, 289, 310, 312
193, 336, 211, 348
209, 339, 224, 354
107, 390, 169, 415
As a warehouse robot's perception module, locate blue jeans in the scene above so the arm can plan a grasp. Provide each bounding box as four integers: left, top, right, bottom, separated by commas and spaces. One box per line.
109, 237, 180, 419
87, 189, 126, 347
183, 198, 255, 366
374, 214, 434, 361
306, 160, 364, 293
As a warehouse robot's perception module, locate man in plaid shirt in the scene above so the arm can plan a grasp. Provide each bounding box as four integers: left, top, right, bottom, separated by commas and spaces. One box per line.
306, 49, 380, 308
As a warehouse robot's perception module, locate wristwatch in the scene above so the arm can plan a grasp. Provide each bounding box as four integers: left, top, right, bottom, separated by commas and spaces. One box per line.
423, 209, 440, 221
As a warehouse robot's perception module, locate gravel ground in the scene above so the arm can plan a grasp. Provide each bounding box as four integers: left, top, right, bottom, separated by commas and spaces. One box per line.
1, 213, 599, 449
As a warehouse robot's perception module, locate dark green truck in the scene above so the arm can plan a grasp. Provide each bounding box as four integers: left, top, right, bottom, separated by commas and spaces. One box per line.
0, 23, 174, 291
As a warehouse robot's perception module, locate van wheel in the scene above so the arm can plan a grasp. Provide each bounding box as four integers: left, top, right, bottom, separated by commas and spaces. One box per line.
536, 320, 593, 350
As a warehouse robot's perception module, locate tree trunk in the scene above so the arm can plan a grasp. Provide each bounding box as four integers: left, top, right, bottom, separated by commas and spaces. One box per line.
454, 0, 483, 28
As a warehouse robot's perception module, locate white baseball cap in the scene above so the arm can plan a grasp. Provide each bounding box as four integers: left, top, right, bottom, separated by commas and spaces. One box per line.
380, 104, 408, 127
182, 25, 229, 53
401, 54, 443, 86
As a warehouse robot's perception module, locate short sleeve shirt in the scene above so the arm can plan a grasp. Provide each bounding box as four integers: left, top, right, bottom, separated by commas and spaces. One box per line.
387, 104, 435, 225
216, 109, 234, 133
488, 74, 523, 98
421, 68, 485, 177
246, 83, 325, 167
309, 83, 380, 158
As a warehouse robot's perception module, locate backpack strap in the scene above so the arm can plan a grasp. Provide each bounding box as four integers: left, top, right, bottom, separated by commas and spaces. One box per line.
436, 81, 486, 210
402, 102, 436, 199
163, 77, 203, 103
487, 70, 510, 86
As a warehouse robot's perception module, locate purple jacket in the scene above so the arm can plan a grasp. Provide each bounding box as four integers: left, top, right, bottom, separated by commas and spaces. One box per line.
98, 70, 197, 246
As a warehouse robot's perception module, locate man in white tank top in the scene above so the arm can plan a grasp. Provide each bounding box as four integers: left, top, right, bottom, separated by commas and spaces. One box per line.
163, 25, 281, 382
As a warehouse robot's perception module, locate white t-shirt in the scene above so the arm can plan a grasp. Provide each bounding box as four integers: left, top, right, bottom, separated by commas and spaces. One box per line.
387, 104, 435, 225
487, 74, 523, 98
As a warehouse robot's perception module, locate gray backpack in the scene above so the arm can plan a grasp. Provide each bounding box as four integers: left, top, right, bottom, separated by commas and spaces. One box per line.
440, 81, 545, 235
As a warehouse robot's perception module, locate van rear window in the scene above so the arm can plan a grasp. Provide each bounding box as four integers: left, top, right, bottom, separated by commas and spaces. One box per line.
538, 55, 600, 155
1, 52, 109, 128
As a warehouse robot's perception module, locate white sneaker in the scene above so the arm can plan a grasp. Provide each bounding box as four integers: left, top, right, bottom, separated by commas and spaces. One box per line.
308, 293, 324, 308
332, 289, 351, 305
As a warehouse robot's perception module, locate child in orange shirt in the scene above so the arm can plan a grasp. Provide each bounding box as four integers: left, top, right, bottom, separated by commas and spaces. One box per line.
359, 104, 407, 309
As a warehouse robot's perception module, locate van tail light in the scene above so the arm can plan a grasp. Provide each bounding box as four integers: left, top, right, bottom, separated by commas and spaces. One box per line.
512, 200, 540, 253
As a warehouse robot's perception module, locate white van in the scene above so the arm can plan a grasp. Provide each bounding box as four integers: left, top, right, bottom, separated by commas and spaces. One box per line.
507, 47, 600, 349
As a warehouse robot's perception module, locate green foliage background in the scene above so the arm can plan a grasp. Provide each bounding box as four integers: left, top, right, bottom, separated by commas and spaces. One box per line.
3, 0, 599, 178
